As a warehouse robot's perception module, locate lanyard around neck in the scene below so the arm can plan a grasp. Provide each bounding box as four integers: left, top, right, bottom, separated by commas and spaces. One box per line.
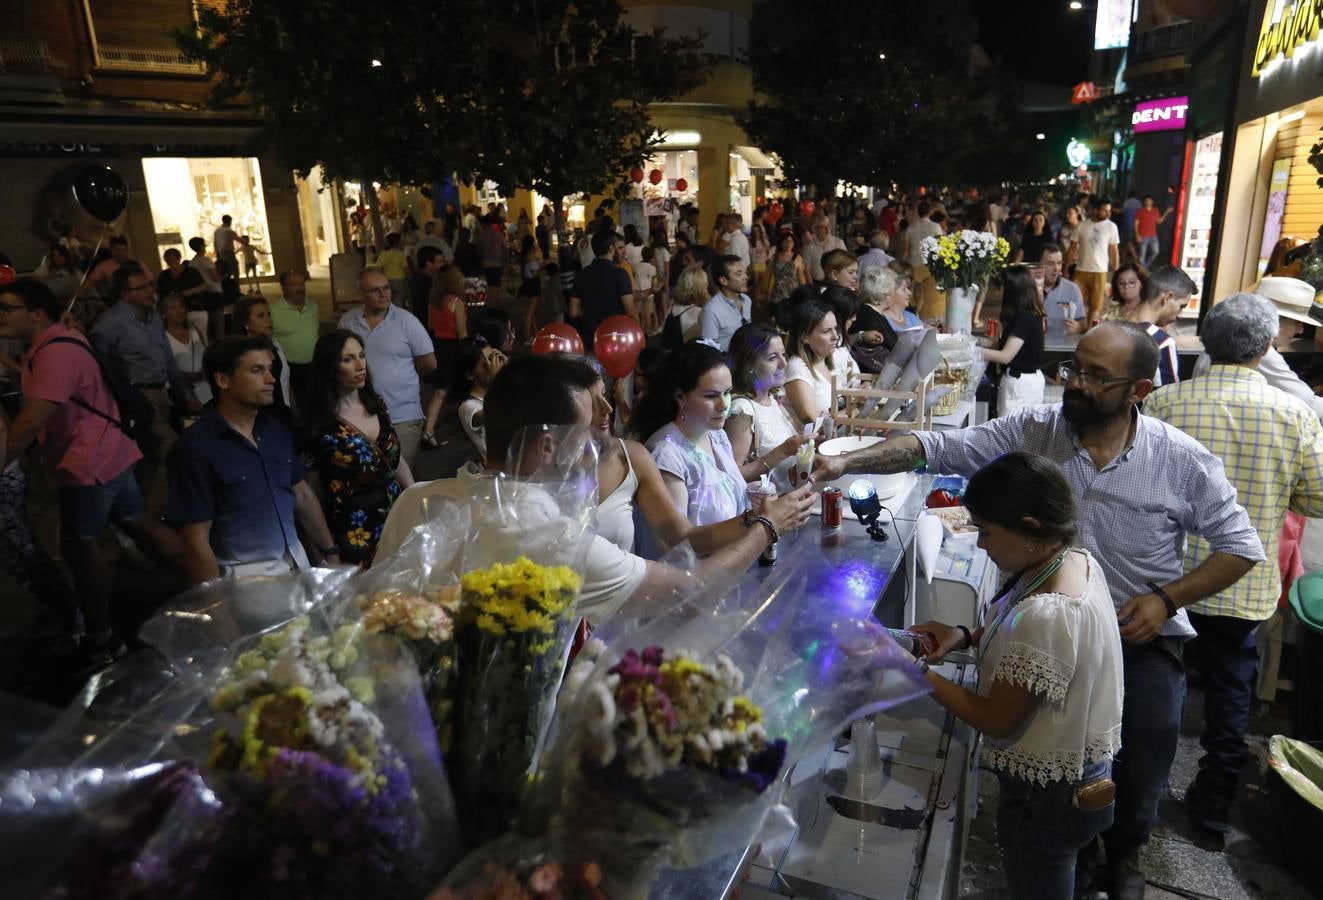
980, 546, 1069, 659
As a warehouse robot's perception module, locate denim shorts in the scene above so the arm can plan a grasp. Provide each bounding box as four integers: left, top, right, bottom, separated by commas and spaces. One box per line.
58, 466, 146, 541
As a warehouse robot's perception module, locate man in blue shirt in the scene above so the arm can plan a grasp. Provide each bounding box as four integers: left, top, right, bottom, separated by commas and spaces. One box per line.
93, 263, 200, 514
569, 229, 636, 352
167, 335, 340, 582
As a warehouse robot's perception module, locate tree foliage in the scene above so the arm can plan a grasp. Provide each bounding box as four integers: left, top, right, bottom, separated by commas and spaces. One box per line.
741, 0, 1042, 190
178, 0, 709, 197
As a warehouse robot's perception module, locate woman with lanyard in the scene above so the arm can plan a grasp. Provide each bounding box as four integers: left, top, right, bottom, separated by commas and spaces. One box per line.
912, 452, 1123, 899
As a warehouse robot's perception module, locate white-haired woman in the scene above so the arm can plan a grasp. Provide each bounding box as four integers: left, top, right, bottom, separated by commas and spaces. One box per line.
849, 266, 921, 348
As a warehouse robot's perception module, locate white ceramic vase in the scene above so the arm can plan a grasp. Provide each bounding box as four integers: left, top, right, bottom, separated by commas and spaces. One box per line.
945, 285, 978, 335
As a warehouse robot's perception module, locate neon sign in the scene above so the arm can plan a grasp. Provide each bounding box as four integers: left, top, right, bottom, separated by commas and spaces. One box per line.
1132, 97, 1189, 133
1253, 0, 1323, 76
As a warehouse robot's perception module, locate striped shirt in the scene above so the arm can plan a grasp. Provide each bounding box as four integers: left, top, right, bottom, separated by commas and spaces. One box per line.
1145, 365, 1323, 620
916, 404, 1264, 639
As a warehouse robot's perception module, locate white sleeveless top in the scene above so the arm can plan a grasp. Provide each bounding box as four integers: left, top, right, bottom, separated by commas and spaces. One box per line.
167, 326, 211, 404
729, 395, 797, 493
597, 439, 638, 552
978, 549, 1124, 785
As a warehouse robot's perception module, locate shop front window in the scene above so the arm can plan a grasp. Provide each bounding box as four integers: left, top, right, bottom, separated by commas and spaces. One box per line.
142, 157, 274, 275
296, 165, 342, 269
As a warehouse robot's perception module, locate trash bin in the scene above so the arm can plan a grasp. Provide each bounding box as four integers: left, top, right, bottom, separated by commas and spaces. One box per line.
1266, 735, 1323, 895
1288, 570, 1323, 742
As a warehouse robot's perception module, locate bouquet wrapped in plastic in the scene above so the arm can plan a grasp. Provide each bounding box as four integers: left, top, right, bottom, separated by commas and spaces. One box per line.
440, 425, 600, 846
528, 536, 931, 895
427, 833, 610, 900
2, 570, 456, 900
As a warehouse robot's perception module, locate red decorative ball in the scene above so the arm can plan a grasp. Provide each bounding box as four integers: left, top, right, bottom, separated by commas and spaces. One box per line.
799, 199, 817, 219
593, 315, 646, 378
630, 166, 645, 184
532, 322, 584, 356
648, 168, 663, 185
0, 264, 15, 287
674, 178, 688, 192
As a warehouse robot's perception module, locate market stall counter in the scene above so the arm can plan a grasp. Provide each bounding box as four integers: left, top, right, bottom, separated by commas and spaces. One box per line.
652, 471, 986, 900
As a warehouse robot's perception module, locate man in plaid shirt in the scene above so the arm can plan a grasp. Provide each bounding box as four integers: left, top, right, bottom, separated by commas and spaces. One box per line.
816, 321, 1264, 899
1146, 292, 1323, 834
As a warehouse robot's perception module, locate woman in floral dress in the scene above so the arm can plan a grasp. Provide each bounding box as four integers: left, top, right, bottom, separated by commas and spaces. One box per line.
303, 330, 414, 564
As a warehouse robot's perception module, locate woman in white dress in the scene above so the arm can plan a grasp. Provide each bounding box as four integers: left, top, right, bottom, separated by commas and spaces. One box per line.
913, 453, 1123, 899
723, 323, 809, 494
783, 299, 859, 428
159, 294, 211, 405
632, 342, 792, 527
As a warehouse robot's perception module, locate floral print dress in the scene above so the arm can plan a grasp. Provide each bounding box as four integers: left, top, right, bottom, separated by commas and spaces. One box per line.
308, 415, 404, 564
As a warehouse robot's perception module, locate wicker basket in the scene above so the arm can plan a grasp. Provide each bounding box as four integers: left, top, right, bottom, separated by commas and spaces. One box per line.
932, 361, 971, 415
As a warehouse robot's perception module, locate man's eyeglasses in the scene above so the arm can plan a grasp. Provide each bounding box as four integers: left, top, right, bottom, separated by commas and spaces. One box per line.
1058, 361, 1135, 390
362, 285, 391, 295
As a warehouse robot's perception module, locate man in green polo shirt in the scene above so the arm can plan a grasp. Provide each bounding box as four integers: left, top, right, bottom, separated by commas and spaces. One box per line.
268, 270, 321, 410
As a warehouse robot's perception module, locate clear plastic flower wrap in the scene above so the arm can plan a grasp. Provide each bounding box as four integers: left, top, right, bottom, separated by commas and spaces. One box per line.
532, 536, 931, 890
428, 832, 613, 900
2, 572, 458, 899
439, 425, 601, 846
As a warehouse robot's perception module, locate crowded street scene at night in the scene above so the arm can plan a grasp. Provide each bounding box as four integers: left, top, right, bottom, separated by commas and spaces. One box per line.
2, 0, 1323, 897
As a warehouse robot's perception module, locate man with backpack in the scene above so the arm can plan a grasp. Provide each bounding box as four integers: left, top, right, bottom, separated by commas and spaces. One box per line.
93, 264, 201, 515
1, 279, 184, 668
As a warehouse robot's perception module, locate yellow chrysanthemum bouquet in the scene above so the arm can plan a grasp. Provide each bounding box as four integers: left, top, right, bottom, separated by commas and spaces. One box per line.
920, 230, 1011, 293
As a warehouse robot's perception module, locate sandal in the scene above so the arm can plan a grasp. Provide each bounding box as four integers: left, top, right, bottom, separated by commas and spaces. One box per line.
420, 431, 439, 450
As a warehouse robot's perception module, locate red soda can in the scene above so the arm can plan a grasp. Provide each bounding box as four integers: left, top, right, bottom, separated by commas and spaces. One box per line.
1090, 318, 1101, 330
986, 319, 999, 339
821, 487, 843, 528
1042, 315, 1049, 334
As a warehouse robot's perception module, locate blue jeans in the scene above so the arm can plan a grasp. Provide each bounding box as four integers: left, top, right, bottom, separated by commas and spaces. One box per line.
1102, 637, 1185, 856
997, 761, 1115, 899
1138, 236, 1160, 269
1186, 611, 1260, 805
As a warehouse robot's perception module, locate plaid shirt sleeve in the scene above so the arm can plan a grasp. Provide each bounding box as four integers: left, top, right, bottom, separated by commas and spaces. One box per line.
916, 411, 1027, 477
1290, 409, 1323, 518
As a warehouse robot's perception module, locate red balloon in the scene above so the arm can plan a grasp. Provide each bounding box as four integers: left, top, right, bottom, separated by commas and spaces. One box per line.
799, 199, 817, 219
0, 265, 15, 287
649, 168, 663, 185
630, 166, 645, 184
674, 178, 688, 192
593, 315, 646, 378
532, 322, 584, 356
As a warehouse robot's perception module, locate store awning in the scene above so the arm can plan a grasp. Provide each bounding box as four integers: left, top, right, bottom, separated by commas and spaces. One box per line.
734, 145, 778, 176
0, 112, 262, 157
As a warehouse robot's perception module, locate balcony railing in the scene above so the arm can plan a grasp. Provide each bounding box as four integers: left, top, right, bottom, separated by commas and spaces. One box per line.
0, 39, 53, 74
1128, 22, 1208, 65
96, 44, 204, 74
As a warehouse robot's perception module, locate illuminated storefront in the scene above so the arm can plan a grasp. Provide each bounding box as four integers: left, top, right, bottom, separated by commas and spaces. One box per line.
1207, 0, 1323, 302
141, 156, 274, 275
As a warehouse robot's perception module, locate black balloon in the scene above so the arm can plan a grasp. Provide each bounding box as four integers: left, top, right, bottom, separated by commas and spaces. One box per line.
73, 165, 128, 223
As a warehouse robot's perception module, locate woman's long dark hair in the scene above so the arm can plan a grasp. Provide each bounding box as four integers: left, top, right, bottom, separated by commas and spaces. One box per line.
963, 452, 1076, 545
304, 329, 388, 432
998, 265, 1045, 324
787, 299, 838, 369
630, 341, 728, 442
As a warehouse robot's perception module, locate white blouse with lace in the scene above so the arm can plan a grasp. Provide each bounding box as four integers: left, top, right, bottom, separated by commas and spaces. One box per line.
977, 549, 1124, 785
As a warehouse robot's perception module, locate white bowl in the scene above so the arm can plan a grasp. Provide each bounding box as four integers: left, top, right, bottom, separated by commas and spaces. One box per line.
817, 435, 913, 500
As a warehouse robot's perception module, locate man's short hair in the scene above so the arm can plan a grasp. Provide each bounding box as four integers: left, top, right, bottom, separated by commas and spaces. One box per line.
416, 245, 444, 268
916, 201, 931, 217
1039, 242, 1062, 258
221, 214, 233, 225
868, 229, 887, 249
1201, 293, 1278, 364
2, 278, 60, 321
358, 266, 388, 287
1100, 321, 1160, 381
1141, 265, 1197, 302
109, 235, 129, 248
163, 248, 181, 261
484, 353, 600, 465
590, 229, 615, 258
203, 335, 274, 394
111, 263, 149, 299
424, 220, 438, 233
278, 269, 308, 289
188, 237, 206, 253
712, 254, 742, 288
1092, 196, 1112, 210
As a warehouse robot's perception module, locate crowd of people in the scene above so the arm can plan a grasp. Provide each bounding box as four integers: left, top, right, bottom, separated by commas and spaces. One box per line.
2, 180, 1322, 898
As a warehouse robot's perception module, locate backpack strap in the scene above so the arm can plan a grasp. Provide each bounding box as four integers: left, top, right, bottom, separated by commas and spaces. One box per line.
28, 336, 131, 431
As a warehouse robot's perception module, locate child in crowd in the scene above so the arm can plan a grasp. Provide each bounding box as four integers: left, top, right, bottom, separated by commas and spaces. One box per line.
451, 338, 505, 463
239, 235, 268, 294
